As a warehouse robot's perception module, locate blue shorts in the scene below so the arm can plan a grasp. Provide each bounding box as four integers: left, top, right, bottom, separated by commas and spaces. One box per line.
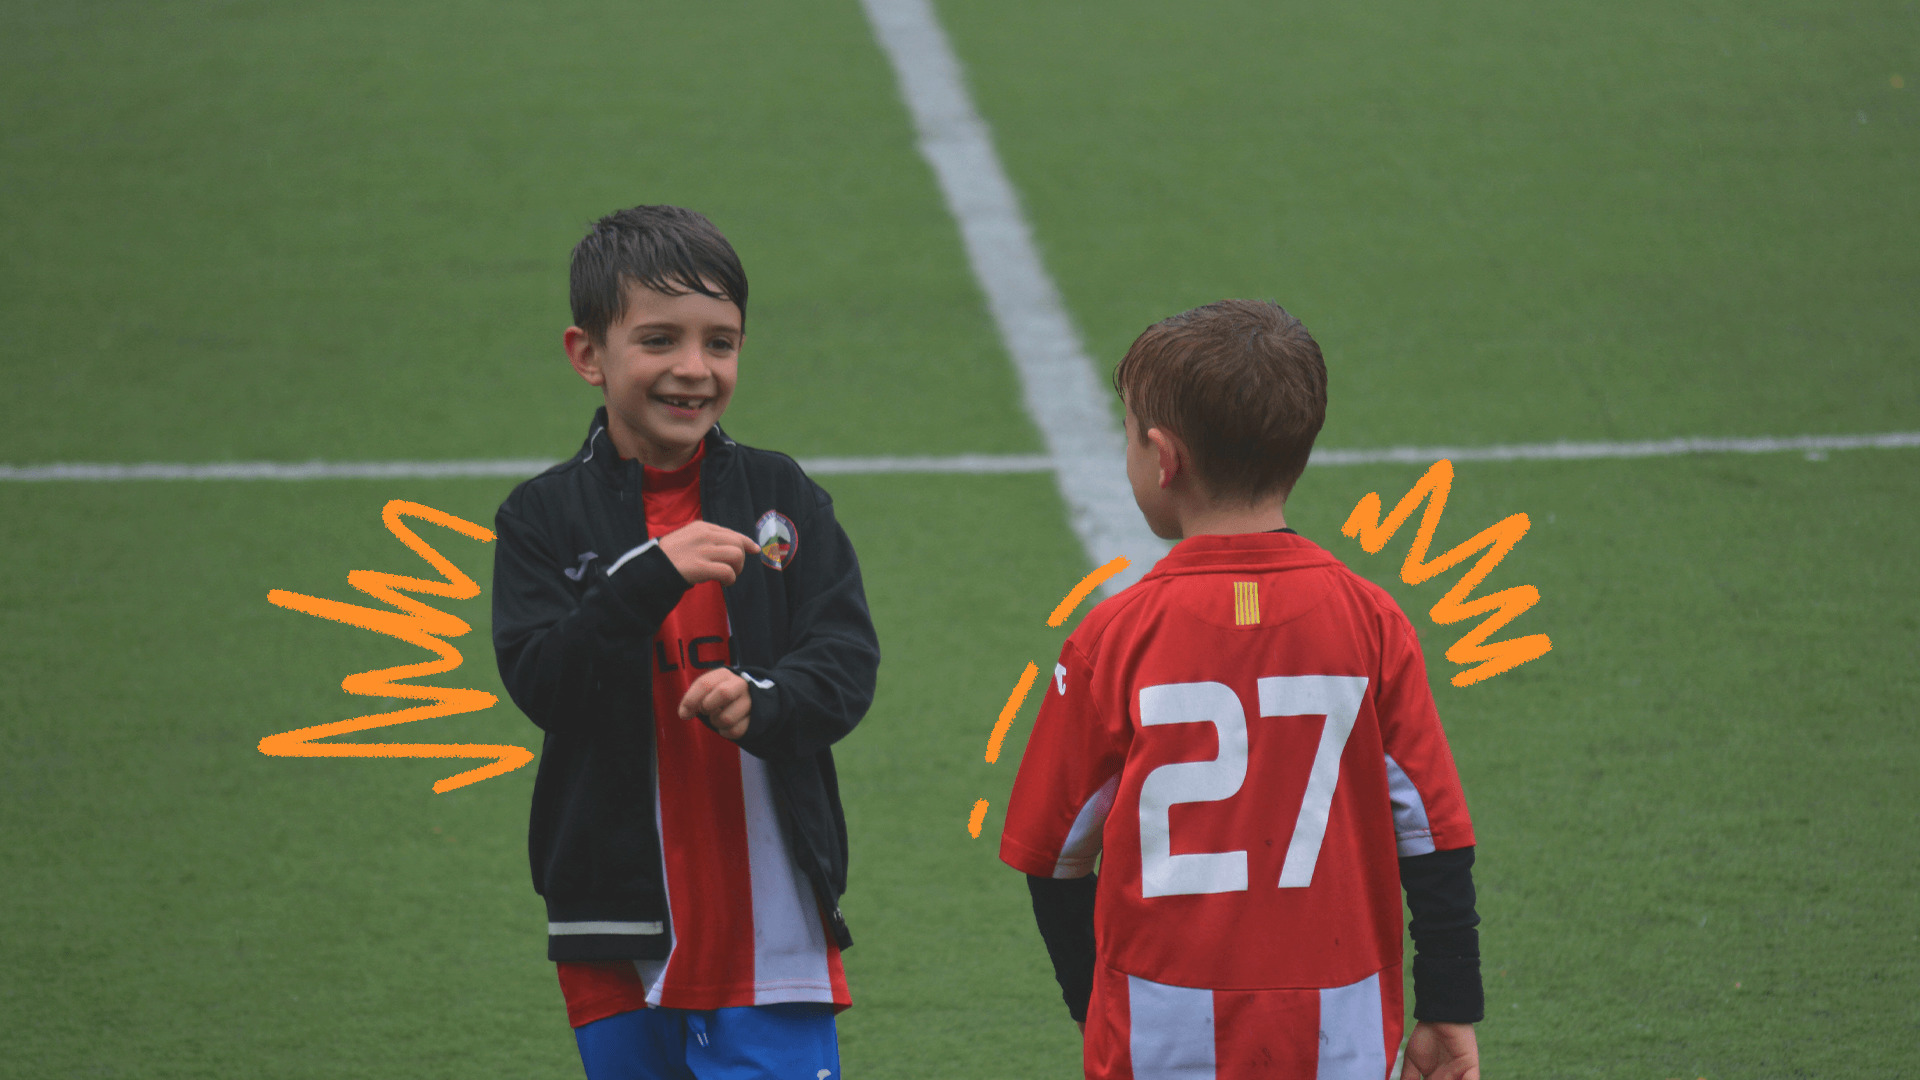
574, 1002, 840, 1080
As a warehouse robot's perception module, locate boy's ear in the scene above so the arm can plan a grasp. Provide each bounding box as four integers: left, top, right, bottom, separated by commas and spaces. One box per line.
1146, 427, 1184, 490
563, 326, 607, 388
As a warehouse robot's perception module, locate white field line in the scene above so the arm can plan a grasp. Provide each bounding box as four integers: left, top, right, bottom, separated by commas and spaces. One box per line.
1308, 430, 1920, 465
858, 0, 1169, 593
0, 460, 562, 482
0, 455, 1056, 482
3, 433, 1912, 483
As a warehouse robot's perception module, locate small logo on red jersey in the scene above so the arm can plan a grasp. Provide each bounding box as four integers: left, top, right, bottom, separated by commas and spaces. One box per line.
755, 510, 797, 570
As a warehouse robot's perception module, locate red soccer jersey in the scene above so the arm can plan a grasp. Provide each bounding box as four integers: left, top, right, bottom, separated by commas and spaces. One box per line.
557, 445, 849, 1025
1001, 532, 1473, 997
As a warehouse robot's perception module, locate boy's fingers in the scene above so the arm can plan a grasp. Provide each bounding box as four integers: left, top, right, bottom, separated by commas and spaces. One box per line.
679, 669, 747, 723
707, 676, 747, 710
712, 694, 752, 739
683, 673, 751, 739
677, 670, 720, 717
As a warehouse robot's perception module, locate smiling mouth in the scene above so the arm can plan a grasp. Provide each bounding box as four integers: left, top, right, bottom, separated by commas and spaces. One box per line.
654, 394, 710, 413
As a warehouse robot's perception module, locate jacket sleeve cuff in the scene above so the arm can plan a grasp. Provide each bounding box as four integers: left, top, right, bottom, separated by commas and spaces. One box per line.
731, 669, 786, 758
601, 539, 692, 632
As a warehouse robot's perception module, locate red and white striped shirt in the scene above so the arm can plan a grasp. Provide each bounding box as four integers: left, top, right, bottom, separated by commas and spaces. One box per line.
1001, 532, 1473, 1078
558, 445, 849, 1026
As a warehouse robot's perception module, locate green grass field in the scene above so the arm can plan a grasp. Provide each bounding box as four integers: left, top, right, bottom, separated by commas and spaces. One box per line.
3, 1, 1915, 1076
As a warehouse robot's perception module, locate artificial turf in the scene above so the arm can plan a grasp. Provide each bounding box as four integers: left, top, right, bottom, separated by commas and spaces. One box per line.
2, 0, 1915, 1076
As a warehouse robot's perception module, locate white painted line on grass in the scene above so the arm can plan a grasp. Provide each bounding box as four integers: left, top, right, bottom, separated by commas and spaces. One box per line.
0, 454, 1055, 482
802, 453, 1053, 475
0, 460, 560, 482
3, 432, 1913, 483
1308, 431, 1920, 465
858, 0, 1170, 592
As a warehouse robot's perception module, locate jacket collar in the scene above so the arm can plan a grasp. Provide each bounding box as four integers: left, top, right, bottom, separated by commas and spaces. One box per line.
576, 406, 736, 488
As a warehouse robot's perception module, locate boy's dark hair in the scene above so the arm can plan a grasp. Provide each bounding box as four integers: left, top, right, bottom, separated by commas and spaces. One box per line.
1113, 299, 1327, 503
570, 206, 748, 342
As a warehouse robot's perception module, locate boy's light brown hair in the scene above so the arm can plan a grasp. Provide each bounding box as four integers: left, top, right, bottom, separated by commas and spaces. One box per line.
1113, 299, 1327, 503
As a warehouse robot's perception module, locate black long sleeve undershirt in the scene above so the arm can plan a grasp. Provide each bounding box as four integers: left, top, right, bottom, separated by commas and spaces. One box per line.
1026, 872, 1099, 1022
1400, 845, 1483, 1023
1026, 845, 1483, 1025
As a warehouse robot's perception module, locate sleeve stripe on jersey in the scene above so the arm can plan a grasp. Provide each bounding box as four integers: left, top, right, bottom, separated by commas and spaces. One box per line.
1054, 773, 1120, 878
1384, 753, 1437, 857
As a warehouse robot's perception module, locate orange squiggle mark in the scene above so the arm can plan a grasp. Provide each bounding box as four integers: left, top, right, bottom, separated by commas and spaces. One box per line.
1342, 460, 1552, 686
985, 662, 1039, 764
967, 799, 989, 838
1046, 556, 1130, 627
261, 499, 534, 793
970, 559, 1132, 836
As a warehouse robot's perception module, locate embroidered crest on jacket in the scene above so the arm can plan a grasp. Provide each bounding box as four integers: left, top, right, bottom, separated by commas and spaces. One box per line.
755, 511, 797, 570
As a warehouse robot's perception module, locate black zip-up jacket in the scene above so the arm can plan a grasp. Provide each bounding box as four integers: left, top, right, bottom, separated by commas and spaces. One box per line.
491, 409, 880, 962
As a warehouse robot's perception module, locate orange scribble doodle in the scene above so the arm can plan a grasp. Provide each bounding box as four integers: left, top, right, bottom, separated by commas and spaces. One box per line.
1342, 460, 1552, 686
985, 662, 1039, 764
1046, 556, 1130, 627
970, 558, 1131, 836
261, 500, 535, 793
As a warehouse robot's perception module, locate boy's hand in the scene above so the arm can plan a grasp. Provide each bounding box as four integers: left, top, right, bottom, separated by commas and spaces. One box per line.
658, 522, 761, 586
679, 668, 753, 740
1399, 1021, 1479, 1080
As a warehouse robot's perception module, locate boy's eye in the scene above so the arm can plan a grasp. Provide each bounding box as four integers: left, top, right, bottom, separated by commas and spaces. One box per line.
708, 337, 738, 354
641, 335, 674, 348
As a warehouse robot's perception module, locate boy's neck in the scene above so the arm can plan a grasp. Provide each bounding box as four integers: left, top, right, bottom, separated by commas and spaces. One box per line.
1167, 500, 1289, 539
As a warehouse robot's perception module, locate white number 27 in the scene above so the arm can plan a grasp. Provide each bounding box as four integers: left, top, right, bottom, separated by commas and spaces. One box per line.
1137, 676, 1368, 898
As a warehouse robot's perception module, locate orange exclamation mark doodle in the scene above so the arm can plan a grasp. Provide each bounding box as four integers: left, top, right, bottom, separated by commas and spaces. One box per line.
969, 557, 1130, 838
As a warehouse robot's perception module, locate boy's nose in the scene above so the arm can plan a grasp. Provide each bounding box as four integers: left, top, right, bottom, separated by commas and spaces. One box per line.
670, 347, 711, 377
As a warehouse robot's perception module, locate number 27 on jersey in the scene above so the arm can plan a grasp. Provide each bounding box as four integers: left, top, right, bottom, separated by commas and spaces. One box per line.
1137, 676, 1368, 899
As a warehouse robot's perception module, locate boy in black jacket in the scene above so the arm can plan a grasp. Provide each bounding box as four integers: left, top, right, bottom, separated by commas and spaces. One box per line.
491, 206, 879, 1080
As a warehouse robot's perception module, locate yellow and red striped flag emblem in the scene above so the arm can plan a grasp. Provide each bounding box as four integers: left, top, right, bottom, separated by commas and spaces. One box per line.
1233, 581, 1260, 626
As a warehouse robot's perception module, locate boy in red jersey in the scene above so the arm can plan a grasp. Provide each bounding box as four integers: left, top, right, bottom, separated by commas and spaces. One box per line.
1000, 300, 1483, 1080
491, 206, 879, 1079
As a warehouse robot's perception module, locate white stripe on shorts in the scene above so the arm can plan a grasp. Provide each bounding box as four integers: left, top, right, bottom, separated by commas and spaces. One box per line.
1128, 974, 1216, 1079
